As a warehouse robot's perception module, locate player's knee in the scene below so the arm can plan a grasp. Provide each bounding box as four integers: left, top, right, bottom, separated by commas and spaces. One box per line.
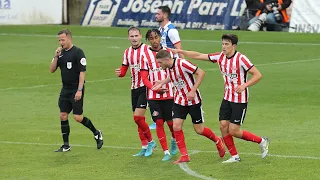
220, 124, 228, 133
228, 126, 241, 137
59, 112, 68, 120
173, 123, 182, 131
73, 115, 83, 122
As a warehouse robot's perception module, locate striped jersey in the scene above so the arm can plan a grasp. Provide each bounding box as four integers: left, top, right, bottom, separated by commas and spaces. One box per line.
159, 21, 181, 58
208, 51, 254, 103
122, 44, 148, 89
140, 46, 174, 100
166, 58, 202, 106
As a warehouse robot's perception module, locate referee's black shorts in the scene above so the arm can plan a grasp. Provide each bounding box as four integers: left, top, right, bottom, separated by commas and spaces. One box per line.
58, 87, 84, 115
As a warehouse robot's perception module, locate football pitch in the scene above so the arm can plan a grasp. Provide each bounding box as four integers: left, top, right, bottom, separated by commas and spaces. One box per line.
0, 25, 319, 180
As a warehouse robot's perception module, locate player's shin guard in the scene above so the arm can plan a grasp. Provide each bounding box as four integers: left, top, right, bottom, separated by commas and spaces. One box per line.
156, 119, 168, 151
223, 134, 238, 156
200, 127, 219, 142
174, 129, 188, 156
61, 120, 70, 146
241, 130, 262, 143
134, 116, 153, 142
138, 127, 148, 147
166, 120, 175, 139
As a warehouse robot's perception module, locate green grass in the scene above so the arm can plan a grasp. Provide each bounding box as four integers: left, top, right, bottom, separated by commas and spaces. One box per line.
0, 25, 320, 180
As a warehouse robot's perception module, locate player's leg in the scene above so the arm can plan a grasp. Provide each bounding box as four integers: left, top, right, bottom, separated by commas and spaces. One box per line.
172, 103, 190, 164
229, 102, 269, 158
132, 88, 155, 156
55, 91, 72, 152
149, 100, 170, 160
190, 103, 225, 158
219, 99, 240, 163
162, 99, 177, 156
73, 89, 103, 149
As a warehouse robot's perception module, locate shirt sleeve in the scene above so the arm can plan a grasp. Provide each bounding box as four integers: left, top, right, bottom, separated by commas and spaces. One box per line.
122, 49, 129, 66
77, 48, 86, 72
240, 55, 254, 71
168, 29, 181, 45
181, 59, 198, 74
208, 52, 221, 63
140, 53, 149, 71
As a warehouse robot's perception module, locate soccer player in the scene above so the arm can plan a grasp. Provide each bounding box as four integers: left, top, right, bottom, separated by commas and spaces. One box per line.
156, 6, 184, 58
115, 27, 156, 157
171, 34, 270, 163
139, 29, 178, 161
49, 29, 103, 152
149, 5, 184, 129
152, 50, 225, 164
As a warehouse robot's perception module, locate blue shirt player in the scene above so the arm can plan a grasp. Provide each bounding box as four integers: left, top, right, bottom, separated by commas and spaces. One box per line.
155, 6, 184, 58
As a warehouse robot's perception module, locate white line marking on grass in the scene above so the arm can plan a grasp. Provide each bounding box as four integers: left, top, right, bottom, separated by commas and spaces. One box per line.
1, 33, 320, 46
0, 77, 128, 91
2, 58, 319, 91
205, 58, 320, 71
2, 141, 320, 160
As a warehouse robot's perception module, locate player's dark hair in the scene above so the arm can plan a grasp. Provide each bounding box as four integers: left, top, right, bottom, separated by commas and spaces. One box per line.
156, 49, 171, 59
128, 26, 141, 34
58, 29, 72, 37
145, 29, 161, 41
158, 6, 171, 18
221, 34, 238, 45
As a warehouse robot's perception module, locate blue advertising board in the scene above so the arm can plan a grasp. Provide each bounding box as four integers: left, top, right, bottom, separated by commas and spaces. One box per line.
81, 0, 246, 30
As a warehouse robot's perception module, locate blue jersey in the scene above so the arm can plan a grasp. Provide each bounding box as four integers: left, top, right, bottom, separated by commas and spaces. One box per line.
159, 22, 181, 49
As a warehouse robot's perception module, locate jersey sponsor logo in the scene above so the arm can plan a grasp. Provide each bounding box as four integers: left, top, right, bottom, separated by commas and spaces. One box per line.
67, 62, 72, 69
80, 58, 87, 66
173, 80, 185, 89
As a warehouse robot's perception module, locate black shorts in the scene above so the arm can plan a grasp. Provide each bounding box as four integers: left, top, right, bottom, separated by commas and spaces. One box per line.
58, 87, 84, 115
131, 86, 147, 112
148, 99, 173, 122
172, 103, 204, 124
219, 99, 247, 125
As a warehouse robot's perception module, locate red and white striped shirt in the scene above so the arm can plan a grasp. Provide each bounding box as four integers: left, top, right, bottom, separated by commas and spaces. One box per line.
122, 44, 148, 89
140, 47, 174, 100
209, 51, 254, 103
166, 58, 202, 106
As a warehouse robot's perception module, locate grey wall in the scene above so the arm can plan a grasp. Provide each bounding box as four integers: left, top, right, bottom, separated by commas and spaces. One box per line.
68, 0, 90, 25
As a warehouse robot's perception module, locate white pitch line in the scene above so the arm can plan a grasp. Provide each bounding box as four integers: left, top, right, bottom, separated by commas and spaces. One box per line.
1, 58, 319, 92
0, 77, 128, 91
179, 162, 216, 180
206, 58, 320, 71
1, 141, 320, 160
1, 33, 320, 46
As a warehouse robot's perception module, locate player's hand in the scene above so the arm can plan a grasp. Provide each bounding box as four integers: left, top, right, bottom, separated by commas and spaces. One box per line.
169, 48, 181, 54
235, 85, 246, 94
157, 88, 168, 94
115, 68, 121, 76
152, 80, 164, 91
277, 4, 282, 10
55, 47, 62, 57
74, 91, 82, 101
187, 90, 196, 101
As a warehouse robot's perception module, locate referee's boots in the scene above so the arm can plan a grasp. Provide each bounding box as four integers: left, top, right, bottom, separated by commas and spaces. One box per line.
94, 130, 104, 149
54, 145, 71, 152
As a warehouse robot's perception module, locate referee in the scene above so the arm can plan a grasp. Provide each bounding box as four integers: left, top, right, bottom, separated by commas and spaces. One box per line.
50, 29, 103, 152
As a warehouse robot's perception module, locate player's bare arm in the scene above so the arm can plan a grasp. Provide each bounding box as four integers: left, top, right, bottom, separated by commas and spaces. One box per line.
75, 71, 85, 101
187, 68, 205, 101
49, 47, 62, 73
235, 66, 262, 93
173, 42, 185, 58
172, 49, 209, 61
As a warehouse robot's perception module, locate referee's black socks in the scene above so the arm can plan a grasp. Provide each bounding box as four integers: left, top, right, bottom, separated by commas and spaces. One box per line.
61, 120, 70, 146
81, 117, 98, 135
